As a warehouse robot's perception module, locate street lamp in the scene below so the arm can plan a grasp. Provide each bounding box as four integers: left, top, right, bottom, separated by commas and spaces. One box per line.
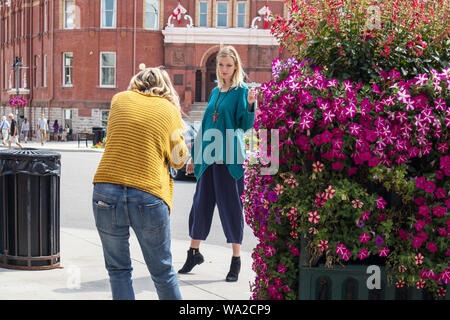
12, 56, 23, 97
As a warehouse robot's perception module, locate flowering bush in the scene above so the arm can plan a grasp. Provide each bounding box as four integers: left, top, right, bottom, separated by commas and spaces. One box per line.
271, 0, 449, 83
9, 97, 27, 107
243, 58, 449, 299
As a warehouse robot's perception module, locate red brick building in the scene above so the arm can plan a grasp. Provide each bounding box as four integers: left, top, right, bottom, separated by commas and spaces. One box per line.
0, 0, 284, 134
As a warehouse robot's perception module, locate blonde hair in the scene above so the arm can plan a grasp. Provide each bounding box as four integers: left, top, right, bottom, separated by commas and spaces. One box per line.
128, 66, 181, 111
216, 46, 246, 90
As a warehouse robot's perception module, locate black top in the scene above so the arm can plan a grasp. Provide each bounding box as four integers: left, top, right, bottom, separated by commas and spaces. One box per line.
10, 119, 17, 136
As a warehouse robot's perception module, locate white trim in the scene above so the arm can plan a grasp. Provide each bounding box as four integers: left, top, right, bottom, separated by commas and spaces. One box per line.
62, 52, 73, 87
64, 0, 75, 29
198, 1, 208, 27
162, 27, 279, 46
43, 55, 47, 88
144, 0, 159, 30
99, 52, 116, 88
216, 1, 228, 28
236, 1, 247, 28
101, 0, 116, 29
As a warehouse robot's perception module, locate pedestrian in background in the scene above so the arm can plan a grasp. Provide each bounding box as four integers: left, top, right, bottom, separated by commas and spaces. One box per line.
92, 66, 189, 300
21, 118, 29, 143
46, 119, 50, 141
37, 114, 48, 146
8, 113, 23, 149
1, 115, 9, 145
178, 46, 256, 282
53, 120, 59, 141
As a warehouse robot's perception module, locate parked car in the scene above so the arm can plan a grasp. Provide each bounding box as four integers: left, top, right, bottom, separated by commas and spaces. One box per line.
169, 121, 199, 180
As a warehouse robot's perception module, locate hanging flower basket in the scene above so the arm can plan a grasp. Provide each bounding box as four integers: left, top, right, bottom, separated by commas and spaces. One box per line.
9, 97, 27, 108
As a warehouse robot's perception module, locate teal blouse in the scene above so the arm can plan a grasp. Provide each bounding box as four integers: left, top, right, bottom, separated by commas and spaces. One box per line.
191, 83, 255, 180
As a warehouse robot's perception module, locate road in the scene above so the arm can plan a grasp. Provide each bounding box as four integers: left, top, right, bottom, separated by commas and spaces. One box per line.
59, 151, 258, 253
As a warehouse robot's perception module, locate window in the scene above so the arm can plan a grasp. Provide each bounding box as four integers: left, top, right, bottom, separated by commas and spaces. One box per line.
216, 2, 228, 27
44, 1, 48, 32
64, 0, 75, 29
199, 1, 208, 27
34, 56, 38, 88
144, 0, 159, 30
100, 52, 116, 87
174, 74, 183, 86
237, 2, 246, 28
5, 18, 8, 42
4, 61, 7, 89
63, 52, 73, 86
21, 8, 24, 36
101, 0, 116, 28
43, 55, 47, 87
64, 109, 73, 131
101, 110, 109, 127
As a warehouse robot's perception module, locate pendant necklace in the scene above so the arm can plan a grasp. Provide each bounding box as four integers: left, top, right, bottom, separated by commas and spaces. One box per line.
212, 87, 231, 122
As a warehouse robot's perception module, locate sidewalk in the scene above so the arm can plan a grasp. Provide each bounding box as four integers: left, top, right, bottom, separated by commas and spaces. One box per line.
0, 139, 256, 300
0, 227, 255, 300
0, 139, 104, 152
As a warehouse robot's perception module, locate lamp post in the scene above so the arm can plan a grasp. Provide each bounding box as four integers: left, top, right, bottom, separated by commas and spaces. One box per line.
12, 56, 23, 98
11, 57, 24, 131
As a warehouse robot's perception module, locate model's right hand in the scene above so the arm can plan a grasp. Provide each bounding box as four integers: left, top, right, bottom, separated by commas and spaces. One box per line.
186, 158, 194, 174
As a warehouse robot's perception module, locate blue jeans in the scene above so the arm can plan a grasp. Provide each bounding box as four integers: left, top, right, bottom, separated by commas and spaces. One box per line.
92, 183, 182, 300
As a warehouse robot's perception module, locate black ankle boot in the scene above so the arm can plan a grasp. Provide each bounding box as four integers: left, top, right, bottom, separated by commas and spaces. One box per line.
226, 256, 241, 282
178, 248, 204, 274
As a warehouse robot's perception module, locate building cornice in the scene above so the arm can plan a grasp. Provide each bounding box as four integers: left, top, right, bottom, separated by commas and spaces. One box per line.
162, 27, 279, 46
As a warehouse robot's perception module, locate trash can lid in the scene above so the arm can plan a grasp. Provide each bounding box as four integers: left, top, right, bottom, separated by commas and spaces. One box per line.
0, 148, 61, 160
0, 148, 61, 176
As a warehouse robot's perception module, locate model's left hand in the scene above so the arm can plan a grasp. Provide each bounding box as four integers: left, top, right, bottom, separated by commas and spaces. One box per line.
247, 87, 257, 105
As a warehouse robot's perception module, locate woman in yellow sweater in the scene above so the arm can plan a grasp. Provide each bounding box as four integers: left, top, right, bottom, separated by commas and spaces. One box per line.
92, 67, 189, 300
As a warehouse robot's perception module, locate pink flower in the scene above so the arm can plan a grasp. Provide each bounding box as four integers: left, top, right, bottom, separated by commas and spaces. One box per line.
416, 279, 426, 289
424, 181, 436, 194
440, 269, 450, 284
376, 197, 387, 209
359, 232, 371, 243
325, 185, 335, 199
415, 219, 426, 231
336, 243, 347, 255
433, 206, 447, 218
426, 242, 438, 253
277, 264, 287, 274
332, 161, 344, 171
435, 188, 446, 199
282, 285, 291, 293
318, 240, 329, 251
312, 161, 324, 172
358, 249, 369, 260
361, 211, 370, 221
265, 246, 276, 257
418, 205, 430, 216
378, 247, 390, 257
341, 250, 351, 261
307, 211, 320, 224
415, 253, 424, 265
415, 176, 427, 189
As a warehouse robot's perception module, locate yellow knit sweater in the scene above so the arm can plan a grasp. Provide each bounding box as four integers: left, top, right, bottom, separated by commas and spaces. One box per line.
93, 90, 189, 212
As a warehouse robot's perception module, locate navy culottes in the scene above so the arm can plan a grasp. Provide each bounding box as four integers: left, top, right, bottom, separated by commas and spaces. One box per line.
188, 163, 244, 244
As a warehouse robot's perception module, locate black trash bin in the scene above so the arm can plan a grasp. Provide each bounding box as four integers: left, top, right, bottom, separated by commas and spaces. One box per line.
0, 148, 61, 270
92, 127, 106, 146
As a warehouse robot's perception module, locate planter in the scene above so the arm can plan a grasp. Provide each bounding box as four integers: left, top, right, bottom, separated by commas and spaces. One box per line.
299, 264, 449, 300
298, 234, 449, 300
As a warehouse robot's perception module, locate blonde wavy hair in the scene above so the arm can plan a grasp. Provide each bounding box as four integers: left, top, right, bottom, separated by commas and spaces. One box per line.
128, 66, 181, 111
216, 46, 246, 90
